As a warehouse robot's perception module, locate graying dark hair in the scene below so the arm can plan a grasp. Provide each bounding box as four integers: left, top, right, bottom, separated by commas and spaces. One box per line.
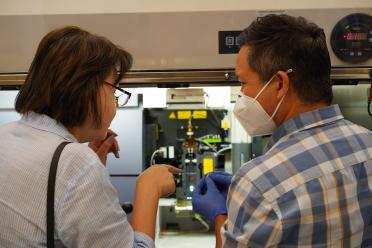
238, 14, 332, 104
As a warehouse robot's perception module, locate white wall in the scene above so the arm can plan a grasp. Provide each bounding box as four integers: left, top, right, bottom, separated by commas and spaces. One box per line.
0, 0, 372, 15
0, 91, 21, 126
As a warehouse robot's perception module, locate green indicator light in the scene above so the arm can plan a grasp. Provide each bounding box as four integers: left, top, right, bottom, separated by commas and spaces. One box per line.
345, 24, 351, 29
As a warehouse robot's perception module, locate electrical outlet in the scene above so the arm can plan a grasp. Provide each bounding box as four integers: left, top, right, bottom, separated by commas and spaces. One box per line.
159, 147, 167, 158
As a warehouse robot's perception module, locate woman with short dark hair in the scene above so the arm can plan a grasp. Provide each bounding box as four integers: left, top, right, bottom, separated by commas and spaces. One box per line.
0, 26, 180, 247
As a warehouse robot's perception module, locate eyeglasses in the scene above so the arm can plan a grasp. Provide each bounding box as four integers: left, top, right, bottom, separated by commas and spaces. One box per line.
103, 81, 132, 106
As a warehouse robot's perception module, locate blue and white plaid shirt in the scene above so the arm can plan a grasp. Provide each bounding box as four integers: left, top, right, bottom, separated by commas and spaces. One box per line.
222, 104, 372, 247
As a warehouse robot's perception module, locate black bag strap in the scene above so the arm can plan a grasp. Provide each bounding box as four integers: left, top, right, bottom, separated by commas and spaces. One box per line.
47, 141, 70, 248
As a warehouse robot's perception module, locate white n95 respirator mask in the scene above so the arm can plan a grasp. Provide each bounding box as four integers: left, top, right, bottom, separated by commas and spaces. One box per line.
233, 69, 292, 136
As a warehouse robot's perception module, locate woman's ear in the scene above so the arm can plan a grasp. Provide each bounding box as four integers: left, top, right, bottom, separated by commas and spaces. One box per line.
274, 70, 290, 100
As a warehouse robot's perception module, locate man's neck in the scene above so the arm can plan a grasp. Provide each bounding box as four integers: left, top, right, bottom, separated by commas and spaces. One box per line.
277, 100, 328, 127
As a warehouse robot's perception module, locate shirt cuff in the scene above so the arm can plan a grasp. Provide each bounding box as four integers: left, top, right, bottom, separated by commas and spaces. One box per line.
134, 232, 155, 248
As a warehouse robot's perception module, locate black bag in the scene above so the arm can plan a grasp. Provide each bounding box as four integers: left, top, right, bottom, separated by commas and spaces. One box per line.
47, 142, 70, 248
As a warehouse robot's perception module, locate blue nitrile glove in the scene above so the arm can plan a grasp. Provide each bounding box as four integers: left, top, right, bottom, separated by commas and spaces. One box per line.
192, 176, 227, 222
208, 171, 232, 200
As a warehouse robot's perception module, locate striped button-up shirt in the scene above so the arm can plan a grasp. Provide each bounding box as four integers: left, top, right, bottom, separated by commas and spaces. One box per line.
222, 104, 372, 247
0, 112, 154, 248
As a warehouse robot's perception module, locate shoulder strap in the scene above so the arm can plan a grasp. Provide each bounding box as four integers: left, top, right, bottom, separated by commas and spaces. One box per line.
47, 141, 70, 248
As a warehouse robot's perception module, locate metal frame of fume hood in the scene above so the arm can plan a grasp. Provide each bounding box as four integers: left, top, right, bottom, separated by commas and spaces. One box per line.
0, 67, 371, 88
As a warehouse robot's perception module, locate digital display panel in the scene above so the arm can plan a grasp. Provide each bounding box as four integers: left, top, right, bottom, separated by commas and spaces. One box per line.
331, 13, 372, 63
344, 32, 368, 41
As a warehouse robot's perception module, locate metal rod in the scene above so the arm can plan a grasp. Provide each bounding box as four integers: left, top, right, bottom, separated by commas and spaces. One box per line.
0, 67, 371, 87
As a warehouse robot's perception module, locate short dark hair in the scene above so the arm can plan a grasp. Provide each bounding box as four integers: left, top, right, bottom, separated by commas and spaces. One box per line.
15, 26, 132, 128
238, 14, 332, 105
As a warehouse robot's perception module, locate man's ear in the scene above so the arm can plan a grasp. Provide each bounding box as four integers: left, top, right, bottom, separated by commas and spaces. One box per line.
273, 70, 290, 100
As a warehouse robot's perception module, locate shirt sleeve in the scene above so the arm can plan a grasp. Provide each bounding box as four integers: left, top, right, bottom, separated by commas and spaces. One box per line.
221, 173, 282, 247
54, 144, 155, 248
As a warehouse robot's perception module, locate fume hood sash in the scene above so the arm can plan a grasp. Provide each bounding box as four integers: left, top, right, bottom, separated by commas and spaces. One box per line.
0, 67, 371, 87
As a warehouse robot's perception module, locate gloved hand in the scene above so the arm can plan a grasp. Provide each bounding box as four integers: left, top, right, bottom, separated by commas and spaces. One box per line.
192, 175, 228, 223
208, 171, 232, 200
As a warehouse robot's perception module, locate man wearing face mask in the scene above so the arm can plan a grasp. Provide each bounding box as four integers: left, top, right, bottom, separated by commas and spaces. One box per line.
192, 14, 372, 247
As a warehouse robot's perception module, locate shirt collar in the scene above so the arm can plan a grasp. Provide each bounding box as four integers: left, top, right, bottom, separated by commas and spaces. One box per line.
265, 104, 344, 150
19, 112, 78, 142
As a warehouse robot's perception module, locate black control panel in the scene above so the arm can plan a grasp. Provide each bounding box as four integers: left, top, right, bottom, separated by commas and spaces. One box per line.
331, 13, 372, 63
218, 31, 241, 54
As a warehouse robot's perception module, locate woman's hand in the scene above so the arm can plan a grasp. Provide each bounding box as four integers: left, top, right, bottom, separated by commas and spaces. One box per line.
131, 164, 182, 239
88, 129, 119, 166
136, 164, 182, 198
